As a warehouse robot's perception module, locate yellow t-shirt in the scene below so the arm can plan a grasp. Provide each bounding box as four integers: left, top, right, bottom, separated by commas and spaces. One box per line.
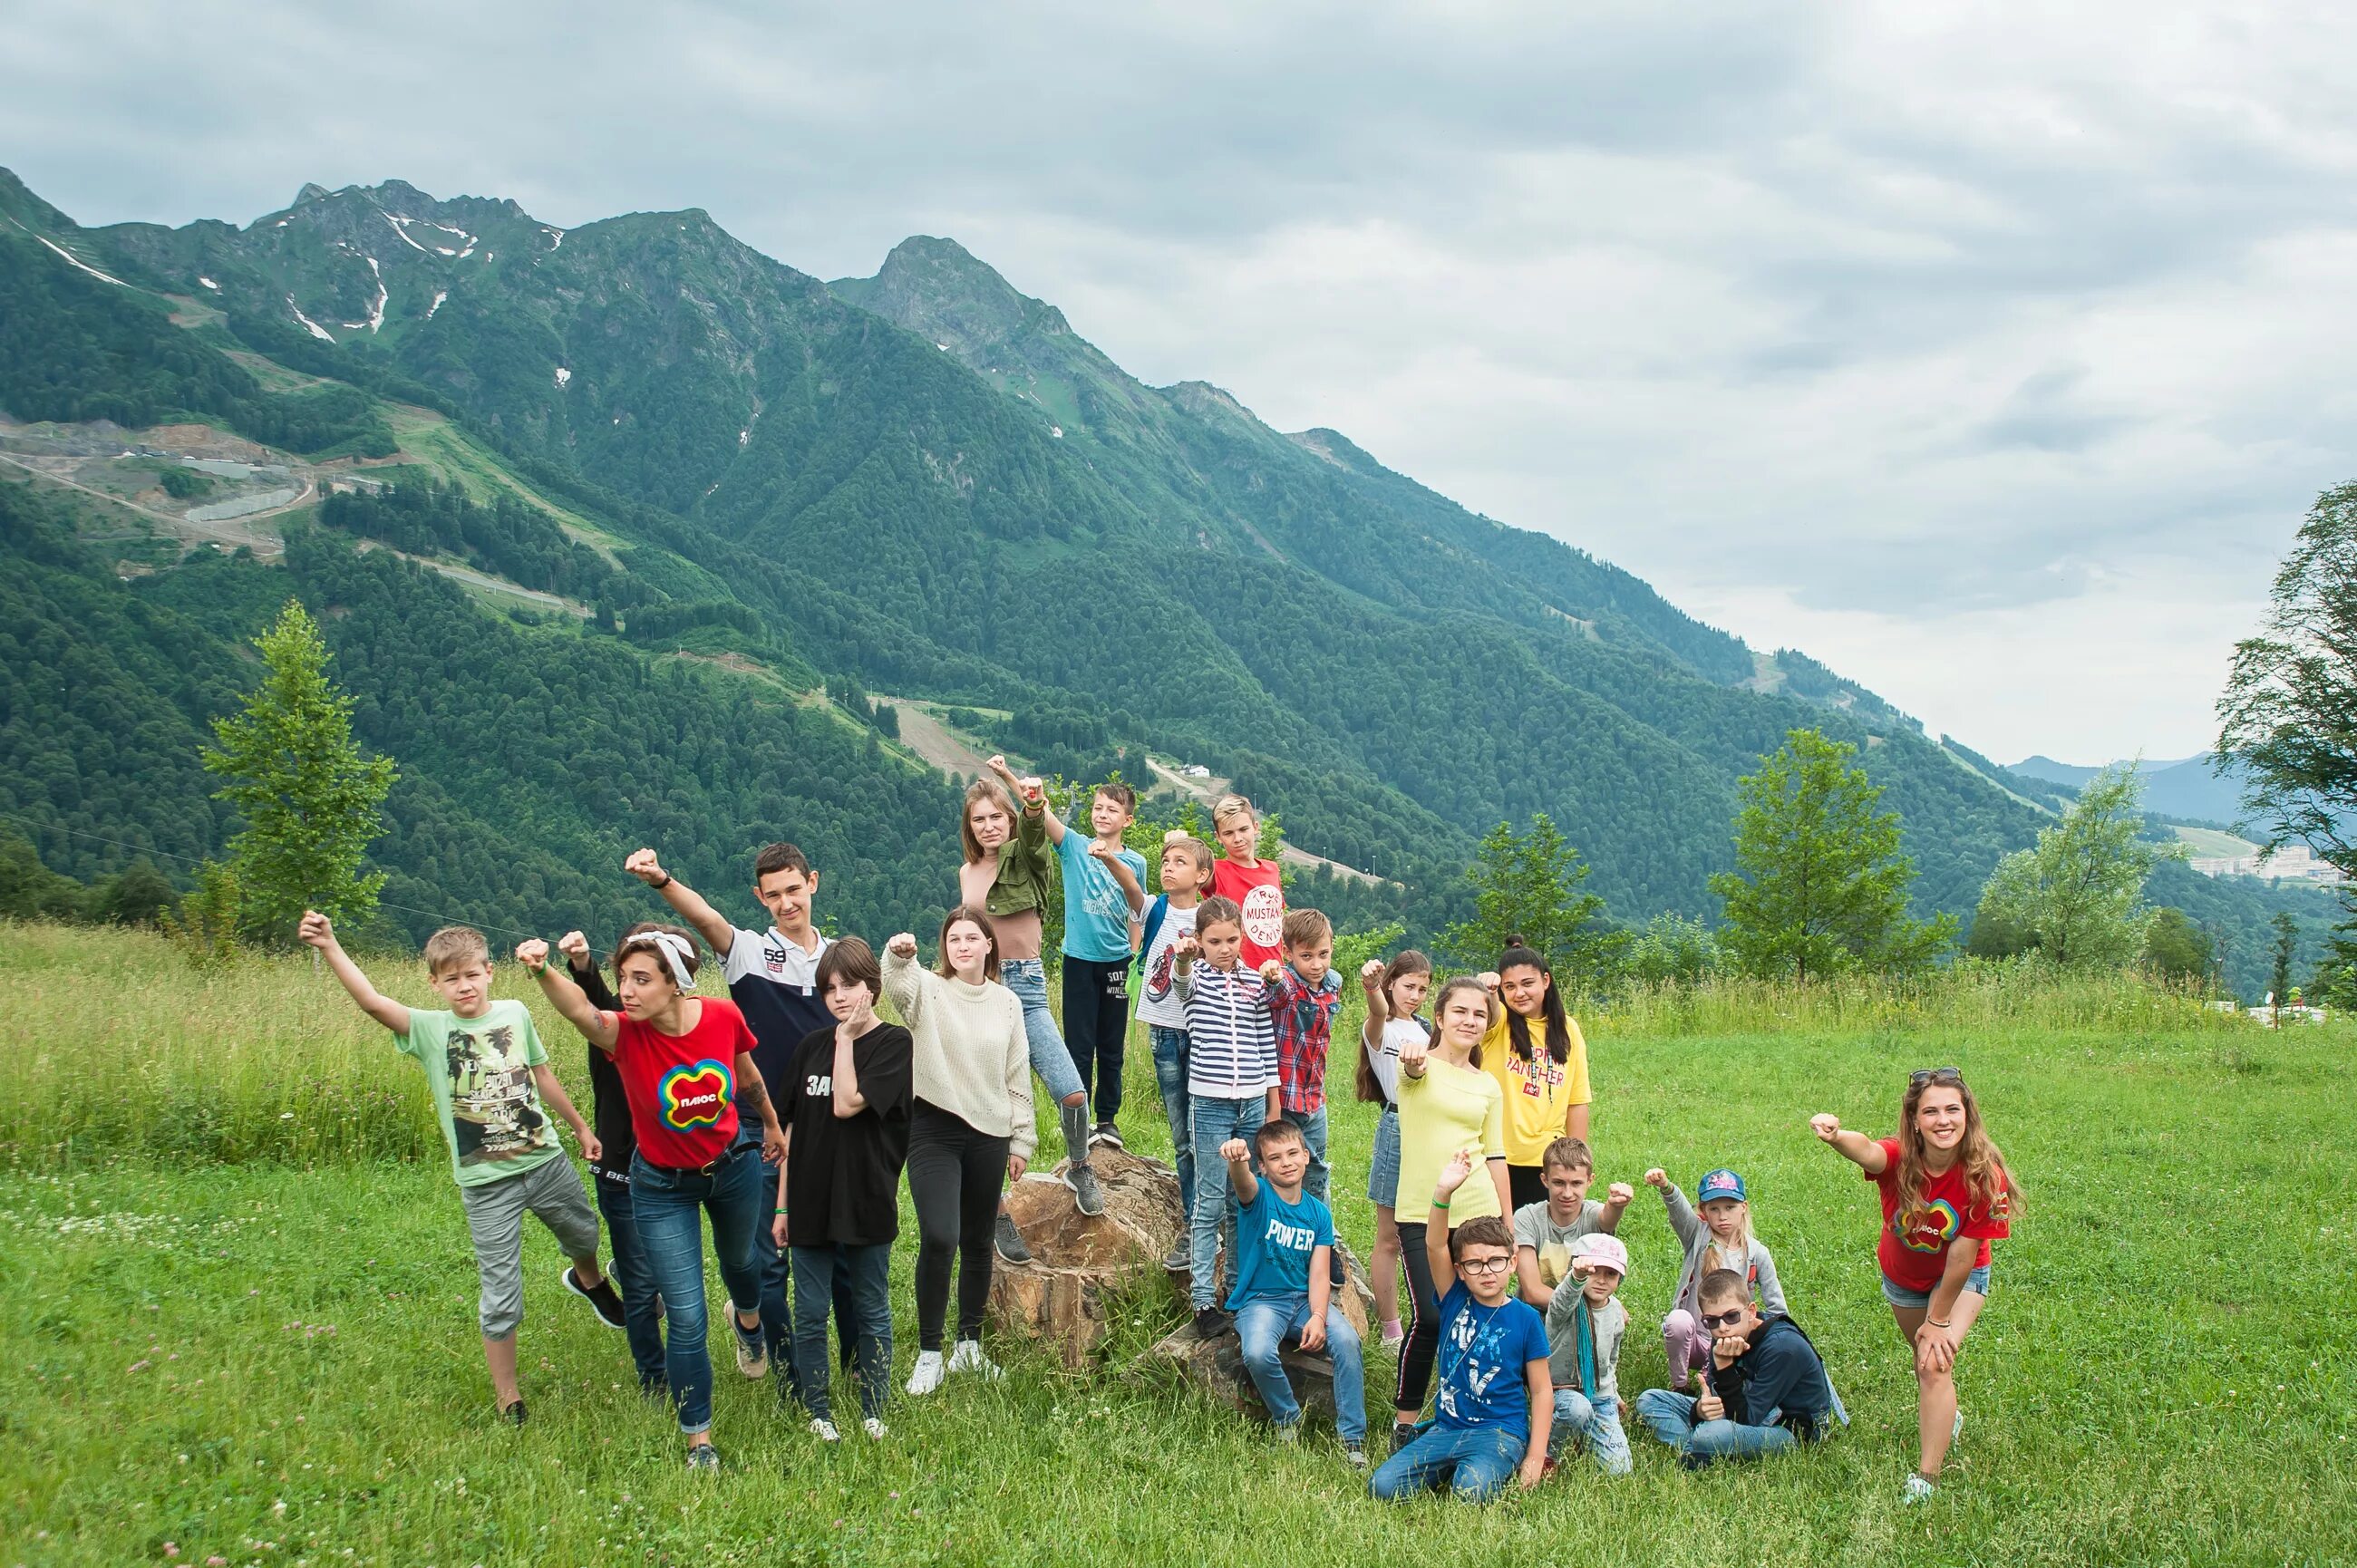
1479, 1012, 1592, 1166
1392, 1056, 1507, 1228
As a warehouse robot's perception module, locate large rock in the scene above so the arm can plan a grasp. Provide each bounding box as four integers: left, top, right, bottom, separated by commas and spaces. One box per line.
986, 1146, 1185, 1368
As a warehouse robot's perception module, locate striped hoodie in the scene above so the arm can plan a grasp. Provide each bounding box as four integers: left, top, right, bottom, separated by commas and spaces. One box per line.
1149, 958, 1282, 1100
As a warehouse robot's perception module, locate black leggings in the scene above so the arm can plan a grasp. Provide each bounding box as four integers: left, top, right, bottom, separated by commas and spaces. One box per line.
1392, 1220, 1442, 1417
907, 1101, 1012, 1351
1508, 1163, 1547, 1211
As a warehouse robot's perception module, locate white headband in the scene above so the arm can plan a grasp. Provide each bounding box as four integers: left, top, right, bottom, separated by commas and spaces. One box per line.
627, 931, 697, 992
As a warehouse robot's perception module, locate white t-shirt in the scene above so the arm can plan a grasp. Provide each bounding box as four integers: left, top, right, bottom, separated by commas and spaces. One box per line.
1133, 900, 1199, 1030
1367, 1016, 1425, 1106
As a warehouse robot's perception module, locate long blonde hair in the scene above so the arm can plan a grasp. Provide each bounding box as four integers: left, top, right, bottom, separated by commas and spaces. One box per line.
960, 777, 1018, 865
1896, 1069, 2017, 1219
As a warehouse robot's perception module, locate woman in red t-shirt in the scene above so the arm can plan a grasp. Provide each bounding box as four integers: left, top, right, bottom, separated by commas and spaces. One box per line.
1810, 1068, 2015, 1505
524, 924, 784, 1473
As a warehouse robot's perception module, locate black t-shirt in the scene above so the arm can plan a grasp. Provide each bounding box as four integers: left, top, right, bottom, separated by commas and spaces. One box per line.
781, 1021, 913, 1247
568, 958, 635, 1183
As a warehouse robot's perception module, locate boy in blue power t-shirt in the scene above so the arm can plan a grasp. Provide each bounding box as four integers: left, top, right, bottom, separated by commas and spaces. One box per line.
1218, 1120, 1369, 1466
1371, 1149, 1553, 1504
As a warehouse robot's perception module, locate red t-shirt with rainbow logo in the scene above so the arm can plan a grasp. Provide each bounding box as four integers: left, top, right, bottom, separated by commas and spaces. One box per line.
1870, 1135, 2011, 1293
609, 998, 758, 1167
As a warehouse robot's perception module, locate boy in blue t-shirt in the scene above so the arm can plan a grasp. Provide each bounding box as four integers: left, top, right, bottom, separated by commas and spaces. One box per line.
1037, 779, 1148, 1148
1371, 1149, 1553, 1504
1218, 1120, 1369, 1466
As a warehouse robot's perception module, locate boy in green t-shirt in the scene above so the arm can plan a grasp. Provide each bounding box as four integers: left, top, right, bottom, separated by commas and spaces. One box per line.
301, 912, 622, 1424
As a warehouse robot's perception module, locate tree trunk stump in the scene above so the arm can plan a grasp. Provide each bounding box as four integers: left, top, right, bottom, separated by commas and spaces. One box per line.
986, 1147, 1185, 1368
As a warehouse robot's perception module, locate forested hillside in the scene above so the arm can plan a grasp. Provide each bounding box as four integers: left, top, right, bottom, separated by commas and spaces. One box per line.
0, 164, 2138, 948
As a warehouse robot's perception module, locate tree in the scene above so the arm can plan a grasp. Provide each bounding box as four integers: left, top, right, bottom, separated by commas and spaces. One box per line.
2310, 905, 2357, 1009
201, 599, 397, 942
159, 859, 241, 971
1712, 729, 1954, 982
1441, 814, 1627, 992
2270, 911, 2298, 1023
2217, 481, 2357, 879
1971, 763, 2180, 968
1625, 913, 1720, 986
2139, 906, 2215, 990
84, 857, 179, 927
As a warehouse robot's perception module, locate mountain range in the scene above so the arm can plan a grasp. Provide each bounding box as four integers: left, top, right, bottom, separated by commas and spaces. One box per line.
0, 166, 2327, 990
2008, 753, 2251, 828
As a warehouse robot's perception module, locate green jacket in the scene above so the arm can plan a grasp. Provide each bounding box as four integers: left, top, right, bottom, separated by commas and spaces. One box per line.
982, 803, 1054, 919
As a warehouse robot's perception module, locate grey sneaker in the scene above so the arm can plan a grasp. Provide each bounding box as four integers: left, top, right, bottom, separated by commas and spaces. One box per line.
994, 1211, 1032, 1263
685, 1442, 721, 1473
1064, 1160, 1106, 1217
1274, 1420, 1300, 1445
1161, 1236, 1190, 1272
1343, 1442, 1369, 1470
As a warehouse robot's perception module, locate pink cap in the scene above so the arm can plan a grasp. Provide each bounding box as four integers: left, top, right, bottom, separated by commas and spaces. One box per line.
1572, 1233, 1629, 1276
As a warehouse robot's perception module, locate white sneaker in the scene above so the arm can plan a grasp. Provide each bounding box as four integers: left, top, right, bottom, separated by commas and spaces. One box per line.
1951, 1408, 1964, 1444
862, 1417, 888, 1440
809, 1418, 840, 1444
905, 1350, 946, 1397
732, 1323, 768, 1379
948, 1339, 1003, 1380
1902, 1474, 1936, 1505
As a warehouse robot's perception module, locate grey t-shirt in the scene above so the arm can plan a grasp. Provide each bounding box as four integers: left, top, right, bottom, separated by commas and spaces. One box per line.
1511, 1197, 1609, 1291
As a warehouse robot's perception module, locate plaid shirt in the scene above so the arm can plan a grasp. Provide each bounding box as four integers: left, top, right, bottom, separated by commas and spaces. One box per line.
1267, 964, 1343, 1114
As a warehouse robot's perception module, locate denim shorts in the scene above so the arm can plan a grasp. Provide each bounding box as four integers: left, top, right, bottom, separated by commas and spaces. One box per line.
1880, 1263, 1991, 1309
1366, 1106, 1402, 1206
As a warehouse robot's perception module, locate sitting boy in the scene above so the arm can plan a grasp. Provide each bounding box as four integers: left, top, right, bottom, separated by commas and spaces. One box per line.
1634, 1268, 1841, 1467
1544, 1233, 1632, 1476
1370, 1150, 1552, 1505
298, 913, 621, 1424
1511, 1135, 1633, 1310
1219, 1120, 1368, 1466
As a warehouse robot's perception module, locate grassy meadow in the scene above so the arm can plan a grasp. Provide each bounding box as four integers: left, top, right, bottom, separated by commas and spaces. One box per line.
3, 923, 2352, 1566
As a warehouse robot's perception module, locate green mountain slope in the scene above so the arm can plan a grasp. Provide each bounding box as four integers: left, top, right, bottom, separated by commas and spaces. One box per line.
1, 167, 2061, 933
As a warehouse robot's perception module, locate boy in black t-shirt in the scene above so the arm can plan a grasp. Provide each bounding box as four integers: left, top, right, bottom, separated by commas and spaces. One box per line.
771, 937, 914, 1443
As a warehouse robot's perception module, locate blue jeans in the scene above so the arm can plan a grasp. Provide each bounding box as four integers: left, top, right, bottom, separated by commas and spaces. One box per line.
1190, 1095, 1266, 1308
1280, 1105, 1329, 1202
1633, 1388, 1796, 1461
790, 1241, 893, 1423
593, 1172, 665, 1387
1549, 1388, 1632, 1474
629, 1147, 766, 1436
740, 1148, 854, 1397
1002, 958, 1087, 1107
1235, 1296, 1365, 1442
1369, 1423, 1526, 1503
1149, 1027, 1193, 1219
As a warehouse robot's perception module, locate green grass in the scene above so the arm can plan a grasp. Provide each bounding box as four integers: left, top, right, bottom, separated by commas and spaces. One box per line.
2, 924, 2351, 1565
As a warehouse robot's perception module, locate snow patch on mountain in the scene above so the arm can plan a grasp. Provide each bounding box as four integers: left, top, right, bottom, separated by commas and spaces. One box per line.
426, 289, 448, 319
35, 235, 125, 286
554, 366, 572, 388
286, 295, 335, 342
543, 227, 564, 249
198, 276, 219, 291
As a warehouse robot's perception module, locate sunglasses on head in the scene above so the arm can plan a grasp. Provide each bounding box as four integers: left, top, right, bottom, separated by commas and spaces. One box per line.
1698, 1307, 1747, 1331
1459, 1254, 1513, 1276
1910, 1067, 1963, 1086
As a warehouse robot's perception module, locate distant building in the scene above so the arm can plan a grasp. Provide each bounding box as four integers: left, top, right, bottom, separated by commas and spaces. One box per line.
1182, 764, 1210, 779
2188, 843, 2346, 884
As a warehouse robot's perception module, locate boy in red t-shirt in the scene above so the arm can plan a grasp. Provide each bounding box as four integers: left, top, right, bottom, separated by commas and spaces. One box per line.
1811, 1067, 2015, 1505
1207, 793, 1285, 969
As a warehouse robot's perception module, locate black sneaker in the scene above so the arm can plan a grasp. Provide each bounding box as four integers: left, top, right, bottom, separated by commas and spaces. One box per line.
1089, 1122, 1124, 1150
994, 1212, 1033, 1264
1679, 1451, 1712, 1472
1391, 1419, 1418, 1450
561, 1265, 627, 1330
1192, 1306, 1232, 1341
498, 1398, 528, 1428
638, 1371, 670, 1402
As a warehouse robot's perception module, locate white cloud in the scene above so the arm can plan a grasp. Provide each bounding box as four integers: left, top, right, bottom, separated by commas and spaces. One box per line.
4, 0, 2354, 761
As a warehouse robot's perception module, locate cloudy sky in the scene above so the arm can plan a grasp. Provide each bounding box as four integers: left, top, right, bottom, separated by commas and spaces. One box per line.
8, 0, 2352, 763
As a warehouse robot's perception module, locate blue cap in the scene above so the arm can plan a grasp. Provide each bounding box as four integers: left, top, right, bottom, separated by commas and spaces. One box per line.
1696, 1167, 1748, 1204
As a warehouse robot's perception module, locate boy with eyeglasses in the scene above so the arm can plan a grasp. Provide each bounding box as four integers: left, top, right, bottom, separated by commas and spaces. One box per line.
1369, 1149, 1551, 1504
1633, 1268, 1839, 1468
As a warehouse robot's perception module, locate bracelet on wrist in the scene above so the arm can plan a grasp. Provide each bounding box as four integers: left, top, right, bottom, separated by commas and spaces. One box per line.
772, 1206, 789, 1215
653, 872, 674, 889
1927, 1317, 1951, 1328
1432, 1195, 1451, 1210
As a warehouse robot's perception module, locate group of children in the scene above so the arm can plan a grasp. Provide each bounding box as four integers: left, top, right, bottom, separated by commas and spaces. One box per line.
301, 766, 2016, 1505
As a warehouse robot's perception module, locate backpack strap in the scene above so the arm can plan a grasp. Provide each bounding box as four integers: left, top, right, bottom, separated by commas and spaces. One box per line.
1134, 895, 1169, 972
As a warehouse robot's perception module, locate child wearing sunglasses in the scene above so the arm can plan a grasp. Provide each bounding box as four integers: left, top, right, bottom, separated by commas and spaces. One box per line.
1811, 1066, 2015, 1504
1641, 1164, 1787, 1390
1369, 1149, 1551, 1504
1633, 1268, 1838, 1466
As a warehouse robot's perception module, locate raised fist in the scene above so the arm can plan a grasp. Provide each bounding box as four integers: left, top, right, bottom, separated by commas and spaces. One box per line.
888, 933, 919, 959
1644, 1167, 1669, 1190
1809, 1113, 1842, 1143
625, 847, 665, 885
1219, 1137, 1250, 1162
557, 930, 591, 963
296, 910, 333, 948
515, 938, 550, 970
1605, 1181, 1634, 1205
